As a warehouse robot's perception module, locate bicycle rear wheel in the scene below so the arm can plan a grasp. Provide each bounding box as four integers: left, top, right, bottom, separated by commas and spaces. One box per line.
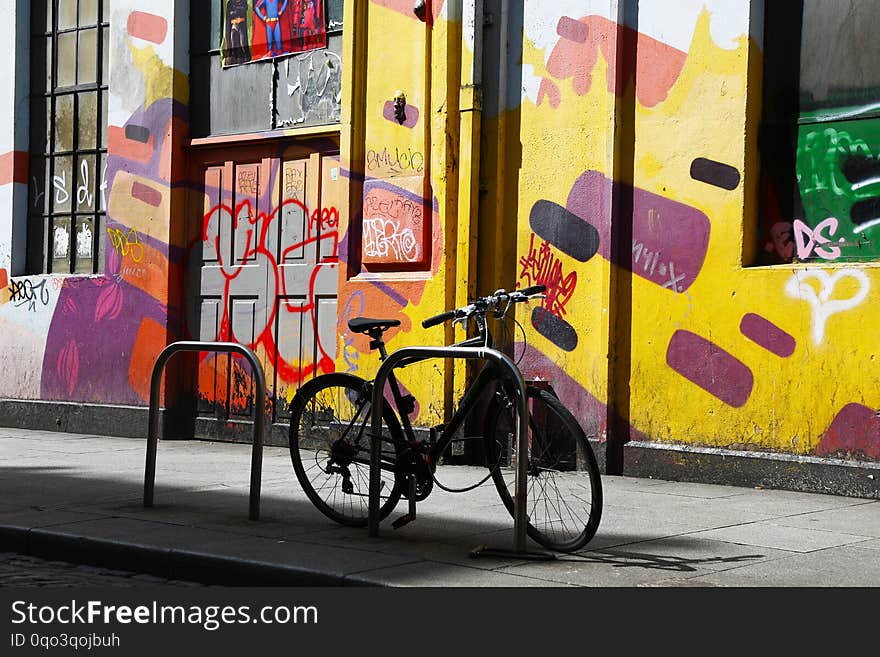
486, 386, 602, 552
289, 373, 404, 527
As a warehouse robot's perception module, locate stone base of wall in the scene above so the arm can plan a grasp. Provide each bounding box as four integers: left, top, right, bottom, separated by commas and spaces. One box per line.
609, 440, 880, 500
2, 399, 877, 499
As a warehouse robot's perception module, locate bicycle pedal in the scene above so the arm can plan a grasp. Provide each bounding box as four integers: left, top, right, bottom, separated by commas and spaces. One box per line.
391, 513, 415, 529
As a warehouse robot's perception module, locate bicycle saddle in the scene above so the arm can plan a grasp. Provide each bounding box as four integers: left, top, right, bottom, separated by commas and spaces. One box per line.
347, 317, 401, 335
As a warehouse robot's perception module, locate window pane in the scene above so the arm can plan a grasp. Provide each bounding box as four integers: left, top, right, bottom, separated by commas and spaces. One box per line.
51, 217, 72, 273
77, 92, 98, 150
78, 28, 98, 85
76, 154, 97, 211
800, 1, 880, 111
58, 1, 77, 30
100, 89, 108, 148
80, 0, 99, 27
54, 95, 74, 152
74, 217, 95, 273
102, 27, 109, 79
57, 31, 77, 87
103, 0, 109, 19
98, 153, 108, 211
52, 155, 73, 213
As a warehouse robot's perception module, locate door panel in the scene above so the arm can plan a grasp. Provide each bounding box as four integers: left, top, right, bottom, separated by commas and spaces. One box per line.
191, 145, 339, 434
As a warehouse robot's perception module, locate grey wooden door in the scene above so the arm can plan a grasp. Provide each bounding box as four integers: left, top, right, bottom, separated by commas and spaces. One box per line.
194, 149, 339, 435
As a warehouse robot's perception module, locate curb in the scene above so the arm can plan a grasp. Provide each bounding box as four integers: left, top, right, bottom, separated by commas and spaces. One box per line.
0, 524, 361, 587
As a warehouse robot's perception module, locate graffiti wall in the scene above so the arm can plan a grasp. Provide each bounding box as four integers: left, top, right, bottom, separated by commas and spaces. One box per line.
0, 1, 188, 407
511, 0, 880, 461
2, 0, 877, 466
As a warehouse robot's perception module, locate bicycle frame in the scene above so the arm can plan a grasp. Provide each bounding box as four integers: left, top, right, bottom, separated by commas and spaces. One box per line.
371, 312, 503, 464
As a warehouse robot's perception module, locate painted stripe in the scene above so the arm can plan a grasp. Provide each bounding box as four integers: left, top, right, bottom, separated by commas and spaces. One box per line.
0, 150, 29, 186
818, 403, 880, 460
127, 11, 169, 44
531, 306, 578, 352
666, 330, 754, 408
739, 313, 796, 357
566, 170, 711, 293
557, 16, 590, 43
131, 181, 163, 207
690, 157, 741, 190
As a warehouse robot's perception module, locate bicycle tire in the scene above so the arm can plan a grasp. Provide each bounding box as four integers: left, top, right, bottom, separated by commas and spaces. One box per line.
289, 372, 404, 527
485, 385, 603, 552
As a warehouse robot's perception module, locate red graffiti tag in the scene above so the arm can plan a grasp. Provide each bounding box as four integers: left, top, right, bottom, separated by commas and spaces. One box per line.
202, 197, 339, 384
518, 233, 578, 317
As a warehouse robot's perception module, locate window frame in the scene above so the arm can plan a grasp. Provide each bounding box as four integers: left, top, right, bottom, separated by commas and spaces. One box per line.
28, 0, 109, 275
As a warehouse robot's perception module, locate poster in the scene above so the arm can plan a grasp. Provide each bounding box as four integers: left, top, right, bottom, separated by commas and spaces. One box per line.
221, 0, 327, 67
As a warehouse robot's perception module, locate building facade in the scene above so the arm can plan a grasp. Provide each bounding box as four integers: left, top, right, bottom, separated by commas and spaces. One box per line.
1, 1, 878, 495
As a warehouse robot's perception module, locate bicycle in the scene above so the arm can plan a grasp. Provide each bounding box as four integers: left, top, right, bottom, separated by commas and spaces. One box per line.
287, 284, 603, 552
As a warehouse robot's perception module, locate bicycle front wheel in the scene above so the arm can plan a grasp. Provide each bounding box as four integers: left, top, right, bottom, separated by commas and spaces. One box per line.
289, 373, 404, 527
486, 386, 602, 552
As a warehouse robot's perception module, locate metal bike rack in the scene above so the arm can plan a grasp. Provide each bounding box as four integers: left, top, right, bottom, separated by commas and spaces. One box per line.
144, 341, 266, 521
369, 346, 548, 558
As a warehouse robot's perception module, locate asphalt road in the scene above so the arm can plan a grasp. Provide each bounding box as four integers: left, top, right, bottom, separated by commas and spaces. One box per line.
0, 552, 206, 588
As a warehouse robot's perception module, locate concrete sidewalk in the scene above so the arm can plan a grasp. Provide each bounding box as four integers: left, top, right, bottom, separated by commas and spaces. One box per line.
0, 427, 878, 587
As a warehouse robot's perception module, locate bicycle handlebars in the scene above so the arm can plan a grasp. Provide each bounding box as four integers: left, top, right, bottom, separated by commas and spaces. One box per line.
421, 284, 547, 329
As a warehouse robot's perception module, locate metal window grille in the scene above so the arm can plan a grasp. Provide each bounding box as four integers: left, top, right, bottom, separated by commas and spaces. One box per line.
28, 0, 109, 274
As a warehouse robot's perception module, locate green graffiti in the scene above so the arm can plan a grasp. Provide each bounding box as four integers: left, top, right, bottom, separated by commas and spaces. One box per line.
796, 116, 880, 260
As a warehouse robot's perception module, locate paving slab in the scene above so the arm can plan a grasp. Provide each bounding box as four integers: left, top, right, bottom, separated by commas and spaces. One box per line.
688, 521, 873, 553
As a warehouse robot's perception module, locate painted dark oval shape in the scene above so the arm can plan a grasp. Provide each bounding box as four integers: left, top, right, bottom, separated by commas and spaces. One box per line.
690, 157, 741, 191
531, 306, 578, 352
382, 101, 420, 129
529, 200, 601, 262
739, 313, 796, 358
124, 124, 151, 144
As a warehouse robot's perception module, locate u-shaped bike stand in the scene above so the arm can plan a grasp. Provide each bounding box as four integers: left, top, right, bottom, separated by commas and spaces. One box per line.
143, 341, 266, 521
369, 346, 552, 559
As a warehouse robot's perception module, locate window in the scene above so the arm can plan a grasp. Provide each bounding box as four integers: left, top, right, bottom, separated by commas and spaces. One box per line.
189, 0, 344, 138
756, 0, 880, 264
28, 0, 109, 274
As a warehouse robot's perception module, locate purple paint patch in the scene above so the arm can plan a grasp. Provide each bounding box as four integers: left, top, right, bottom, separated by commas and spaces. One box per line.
666, 330, 754, 408
817, 403, 880, 459
566, 170, 711, 292
131, 181, 163, 207
739, 313, 796, 357
557, 16, 590, 43
382, 101, 420, 128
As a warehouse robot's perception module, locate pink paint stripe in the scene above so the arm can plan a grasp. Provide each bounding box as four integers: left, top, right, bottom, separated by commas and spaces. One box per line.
740, 313, 796, 357
0, 150, 28, 186
666, 330, 754, 408
127, 11, 168, 44
131, 181, 163, 207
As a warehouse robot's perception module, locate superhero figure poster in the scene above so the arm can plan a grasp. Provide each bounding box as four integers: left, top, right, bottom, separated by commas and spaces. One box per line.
221, 0, 327, 67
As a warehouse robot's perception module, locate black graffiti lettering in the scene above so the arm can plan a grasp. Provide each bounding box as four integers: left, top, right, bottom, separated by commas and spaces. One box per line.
9, 278, 50, 311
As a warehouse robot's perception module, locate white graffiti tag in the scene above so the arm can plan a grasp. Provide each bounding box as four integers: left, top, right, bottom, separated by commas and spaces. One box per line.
363, 217, 419, 263
785, 268, 870, 345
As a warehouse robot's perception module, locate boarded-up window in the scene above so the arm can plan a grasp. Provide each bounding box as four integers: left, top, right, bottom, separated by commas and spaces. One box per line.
190, 0, 343, 137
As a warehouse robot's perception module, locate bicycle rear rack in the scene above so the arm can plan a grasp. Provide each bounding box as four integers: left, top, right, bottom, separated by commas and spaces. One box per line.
369, 346, 552, 558
143, 341, 266, 521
